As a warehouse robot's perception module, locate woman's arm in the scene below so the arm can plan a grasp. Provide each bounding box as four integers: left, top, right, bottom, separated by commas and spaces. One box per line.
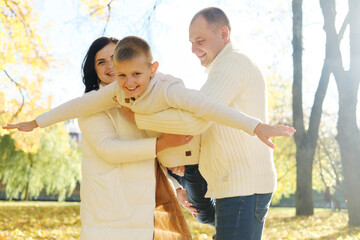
79, 111, 193, 164
79, 112, 156, 163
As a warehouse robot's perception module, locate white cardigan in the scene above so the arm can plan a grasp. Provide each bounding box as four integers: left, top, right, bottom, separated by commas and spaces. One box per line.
134, 43, 276, 198
78, 106, 157, 240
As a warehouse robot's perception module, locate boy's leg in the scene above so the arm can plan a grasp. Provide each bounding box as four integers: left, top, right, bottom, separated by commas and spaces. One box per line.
184, 164, 215, 226
215, 193, 273, 240
167, 168, 185, 188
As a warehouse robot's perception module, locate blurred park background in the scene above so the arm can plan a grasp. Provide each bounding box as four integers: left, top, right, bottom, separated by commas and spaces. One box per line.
1, 0, 360, 239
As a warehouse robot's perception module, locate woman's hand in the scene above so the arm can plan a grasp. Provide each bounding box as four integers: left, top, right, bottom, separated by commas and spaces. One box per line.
2, 120, 38, 132
254, 123, 296, 149
156, 133, 193, 153
121, 106, 135, 123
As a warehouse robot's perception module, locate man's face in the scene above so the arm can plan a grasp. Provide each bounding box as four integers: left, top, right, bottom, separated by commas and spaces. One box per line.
114, 54, 158, 98
189, 16, 227, 68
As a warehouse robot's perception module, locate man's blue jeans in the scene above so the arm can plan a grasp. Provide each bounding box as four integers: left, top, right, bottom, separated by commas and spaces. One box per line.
215, 193, 273, 240
177, 165, 272, 239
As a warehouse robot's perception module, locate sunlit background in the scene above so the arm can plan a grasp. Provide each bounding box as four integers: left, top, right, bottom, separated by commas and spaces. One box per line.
21, 0, 354, 125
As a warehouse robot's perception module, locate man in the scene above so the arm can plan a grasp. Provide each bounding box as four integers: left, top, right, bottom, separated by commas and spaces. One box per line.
133, 7, 294, 239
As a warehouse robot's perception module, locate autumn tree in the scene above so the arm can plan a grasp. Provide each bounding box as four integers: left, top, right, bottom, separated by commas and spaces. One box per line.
1, 0, 81, 201
268, 75, 342, 205
1, 0, 51, 141
0, 125, 81, 200
319, 0, 360, 226
292, 0, 332, 216
314, 117, 344, 203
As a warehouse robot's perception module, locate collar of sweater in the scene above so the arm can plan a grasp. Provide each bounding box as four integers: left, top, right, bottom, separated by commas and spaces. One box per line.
205, 42, 234, 74
131, 72, 159, 102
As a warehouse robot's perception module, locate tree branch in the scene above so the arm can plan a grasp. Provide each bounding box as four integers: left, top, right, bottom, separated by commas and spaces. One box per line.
277, 164, 296, 182
338, 13, 349, 41
320, 0, 346, 84
3, 0, 48, 66
3, 70, 25, 121
102, 0, 114, 35
307, 60, 330, 145
318, 137, 346, 197
317, 146, 328, 188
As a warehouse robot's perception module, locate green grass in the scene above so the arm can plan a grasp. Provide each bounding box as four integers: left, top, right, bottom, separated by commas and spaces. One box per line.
0, 202, 359, 240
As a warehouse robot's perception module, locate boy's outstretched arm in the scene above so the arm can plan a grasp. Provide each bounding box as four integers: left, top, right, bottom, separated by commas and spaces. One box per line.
3, 120, 38, 132
3, 81, 118, 131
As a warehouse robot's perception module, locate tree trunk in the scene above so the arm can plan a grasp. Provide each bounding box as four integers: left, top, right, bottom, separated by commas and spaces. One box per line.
320, 0, 360, 226
292, 0, 331, 215
337, 91, 360, 226
24, 154, 34, 201
296, 144, 315, 215
337, 0, 360, 226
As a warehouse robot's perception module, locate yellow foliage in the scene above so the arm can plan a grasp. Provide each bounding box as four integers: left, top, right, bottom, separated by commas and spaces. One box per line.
1, 202, 359, 240
1, 0, 53, 153
80, 0, 109, 19
266, 75, 297, 203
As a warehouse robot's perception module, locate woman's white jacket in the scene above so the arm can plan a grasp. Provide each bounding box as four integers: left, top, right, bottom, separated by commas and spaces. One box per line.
78, 106, 157, 240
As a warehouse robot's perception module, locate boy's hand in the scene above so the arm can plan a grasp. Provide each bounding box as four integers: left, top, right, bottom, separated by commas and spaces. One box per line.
176, 188, 198, 218
254, 123, 296, 149
2, 120, 38, 132
169, 166, 185, 177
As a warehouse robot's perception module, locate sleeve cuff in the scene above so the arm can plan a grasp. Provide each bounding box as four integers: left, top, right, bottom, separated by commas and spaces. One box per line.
248, 119, 262, 136
35, 113, 50, 128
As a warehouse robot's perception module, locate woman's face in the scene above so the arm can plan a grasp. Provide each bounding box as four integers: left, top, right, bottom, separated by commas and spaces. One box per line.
94, 43, 116, 86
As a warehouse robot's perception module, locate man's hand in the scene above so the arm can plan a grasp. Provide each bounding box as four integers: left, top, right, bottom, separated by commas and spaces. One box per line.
156, 133, 193, 153
169, 166, 185, 177
2, 120, 38, 132
121, 106, 135, 123
176, 188, 198, 218
254, 123, 296, 149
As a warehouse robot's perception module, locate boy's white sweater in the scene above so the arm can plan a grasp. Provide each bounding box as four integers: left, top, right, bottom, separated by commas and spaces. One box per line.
135, 43, 276, 198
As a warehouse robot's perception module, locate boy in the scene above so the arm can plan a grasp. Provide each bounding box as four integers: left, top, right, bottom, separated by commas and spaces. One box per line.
4, 36, 295, 156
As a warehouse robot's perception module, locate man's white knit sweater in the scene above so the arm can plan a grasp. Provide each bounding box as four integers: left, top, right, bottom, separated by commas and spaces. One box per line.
135, 43, 276, 198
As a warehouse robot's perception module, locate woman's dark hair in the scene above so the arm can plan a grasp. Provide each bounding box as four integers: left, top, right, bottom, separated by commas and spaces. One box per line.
82, 37, 119, 93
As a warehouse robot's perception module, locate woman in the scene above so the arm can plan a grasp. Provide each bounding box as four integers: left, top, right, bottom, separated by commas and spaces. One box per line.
6, 37, 192, 239
79, 37, 194, 239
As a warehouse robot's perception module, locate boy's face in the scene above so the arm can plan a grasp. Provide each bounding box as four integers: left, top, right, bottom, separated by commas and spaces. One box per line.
114, 54, 158, 98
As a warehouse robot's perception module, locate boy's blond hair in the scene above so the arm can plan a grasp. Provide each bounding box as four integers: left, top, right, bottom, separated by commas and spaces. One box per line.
114, 36, 153, 64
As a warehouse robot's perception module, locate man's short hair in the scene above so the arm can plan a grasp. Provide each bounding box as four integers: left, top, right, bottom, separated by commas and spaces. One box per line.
114, 36, 153, 64
191, 7, 231, 33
